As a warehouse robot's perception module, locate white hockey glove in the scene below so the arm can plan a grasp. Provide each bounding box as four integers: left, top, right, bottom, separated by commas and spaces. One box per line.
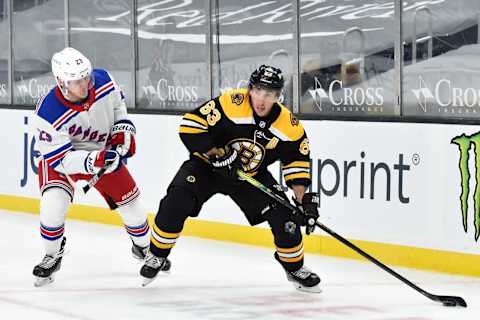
85, 149, 121, 175
110, 120, 136, 159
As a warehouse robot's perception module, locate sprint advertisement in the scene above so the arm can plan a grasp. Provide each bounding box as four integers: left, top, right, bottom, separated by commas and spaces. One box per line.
3, 108, 480, 255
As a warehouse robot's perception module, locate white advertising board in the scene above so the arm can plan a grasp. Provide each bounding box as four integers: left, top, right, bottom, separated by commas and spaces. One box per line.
2, 109, 480, 255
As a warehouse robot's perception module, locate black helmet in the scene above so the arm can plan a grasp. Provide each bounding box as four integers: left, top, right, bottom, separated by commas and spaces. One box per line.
248, 65, 284, 91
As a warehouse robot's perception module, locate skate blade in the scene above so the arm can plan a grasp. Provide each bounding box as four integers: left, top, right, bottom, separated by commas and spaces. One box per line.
292, 283, 322, 293
141, 276, 156, 287
141, 270, 170, 287
34, 276, 55, 287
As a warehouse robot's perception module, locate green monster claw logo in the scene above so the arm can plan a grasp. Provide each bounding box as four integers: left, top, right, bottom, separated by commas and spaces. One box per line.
451, 133, 480, 241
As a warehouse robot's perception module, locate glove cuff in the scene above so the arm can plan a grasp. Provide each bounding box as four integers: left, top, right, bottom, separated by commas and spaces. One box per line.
302, 192, 319, 206
211, 149, 238, 168
111, 119, 136, 135
84, 151, 100, 174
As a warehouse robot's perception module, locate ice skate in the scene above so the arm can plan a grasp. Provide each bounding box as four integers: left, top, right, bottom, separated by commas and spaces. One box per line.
285, 266, 321, 293
33, 237, 66, 287
140, 252, 171, 287
132, 242, 149, 261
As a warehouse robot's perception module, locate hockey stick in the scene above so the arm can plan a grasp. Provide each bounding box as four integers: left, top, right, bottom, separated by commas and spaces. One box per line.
236, 170, 467, 308
82, 167, 107, 193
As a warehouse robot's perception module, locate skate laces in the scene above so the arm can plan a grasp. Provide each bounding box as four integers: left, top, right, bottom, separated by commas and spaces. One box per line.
38, 247, 65, 269
290, 266, 312, 280
145, 252, 165, 268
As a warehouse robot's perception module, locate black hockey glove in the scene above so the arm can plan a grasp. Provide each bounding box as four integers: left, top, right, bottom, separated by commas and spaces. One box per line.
293, 192, 319, 235
211, 148, 243, 181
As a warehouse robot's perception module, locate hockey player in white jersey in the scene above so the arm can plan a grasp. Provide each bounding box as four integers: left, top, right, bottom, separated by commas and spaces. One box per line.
31, 47, 153, 286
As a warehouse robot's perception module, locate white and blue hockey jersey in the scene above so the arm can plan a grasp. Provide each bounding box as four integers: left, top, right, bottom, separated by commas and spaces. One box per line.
33, 68, 129, 175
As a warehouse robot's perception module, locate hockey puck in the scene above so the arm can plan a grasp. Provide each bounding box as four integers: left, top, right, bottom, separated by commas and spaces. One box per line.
443, 301, 456, 307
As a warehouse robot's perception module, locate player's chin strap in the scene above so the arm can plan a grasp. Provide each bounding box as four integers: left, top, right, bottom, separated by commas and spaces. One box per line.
236, 170, 467, 308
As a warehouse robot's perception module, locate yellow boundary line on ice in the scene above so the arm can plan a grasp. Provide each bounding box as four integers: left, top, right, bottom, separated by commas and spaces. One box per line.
1, 194, 479, 277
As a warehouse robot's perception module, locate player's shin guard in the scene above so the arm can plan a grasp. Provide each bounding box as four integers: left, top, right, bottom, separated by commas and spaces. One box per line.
117, 198, 151, 256
148, 186, 194, 258
39, 188, 70, 255
149, 224, 180, 258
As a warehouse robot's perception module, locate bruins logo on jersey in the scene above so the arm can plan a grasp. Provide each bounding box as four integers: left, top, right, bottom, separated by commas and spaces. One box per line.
290, 114, 299, 126
299, 138, 310, 155
231, 93, 244, 105
228, 138, 265, 172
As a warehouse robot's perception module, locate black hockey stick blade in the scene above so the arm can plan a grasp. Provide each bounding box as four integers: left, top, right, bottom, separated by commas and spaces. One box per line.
82, 167, 107, 193
237, 170, 467, 308
315, 221, 467, 308
429, 294, 467, 307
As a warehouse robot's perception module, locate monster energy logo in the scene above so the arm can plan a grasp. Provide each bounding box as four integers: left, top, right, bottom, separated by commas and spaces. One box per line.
451, 133, 480, 241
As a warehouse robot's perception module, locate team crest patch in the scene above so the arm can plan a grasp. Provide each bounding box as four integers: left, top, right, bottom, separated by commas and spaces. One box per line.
290, 114, 299, 126
284, 221, 297, 235
186, 175, 196, 183
231, 93, 244, 105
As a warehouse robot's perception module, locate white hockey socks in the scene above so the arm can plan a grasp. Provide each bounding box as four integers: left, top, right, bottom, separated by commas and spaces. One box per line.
117, 197, 150, 248
39, 188, 71, 255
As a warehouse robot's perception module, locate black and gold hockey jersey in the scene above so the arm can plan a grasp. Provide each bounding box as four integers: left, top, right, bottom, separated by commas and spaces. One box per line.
179, 88, 311, 187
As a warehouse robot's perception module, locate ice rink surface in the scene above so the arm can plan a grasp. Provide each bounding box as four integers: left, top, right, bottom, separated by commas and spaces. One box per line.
0, 209, 478, 320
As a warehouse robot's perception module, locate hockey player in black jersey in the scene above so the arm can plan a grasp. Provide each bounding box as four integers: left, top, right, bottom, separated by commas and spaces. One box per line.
140, 65, 320, 292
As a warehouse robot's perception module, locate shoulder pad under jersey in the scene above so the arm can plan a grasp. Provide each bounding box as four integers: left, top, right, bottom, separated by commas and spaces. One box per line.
92, 68, 117, 102
269, 103, 305, 141
92, 68, 113, 90
218, 88, 254, 125
35, 88, 79, 130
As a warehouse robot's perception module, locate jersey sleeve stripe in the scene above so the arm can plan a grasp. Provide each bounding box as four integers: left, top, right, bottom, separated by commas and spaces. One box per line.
179, 126, 208, 134
48, 148, 72, 168
43, 142, 73, 160
44, 143, 73, 168
180, 119, 208, 130
284, 172, 310, 181
269, 127, 291, 141
282, 161, 310, 169
283, 168, 310, 177
95, 81, 113, 95
95, 85, 115, 102
183, 113, 208, 127
35, 95, 47, 114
